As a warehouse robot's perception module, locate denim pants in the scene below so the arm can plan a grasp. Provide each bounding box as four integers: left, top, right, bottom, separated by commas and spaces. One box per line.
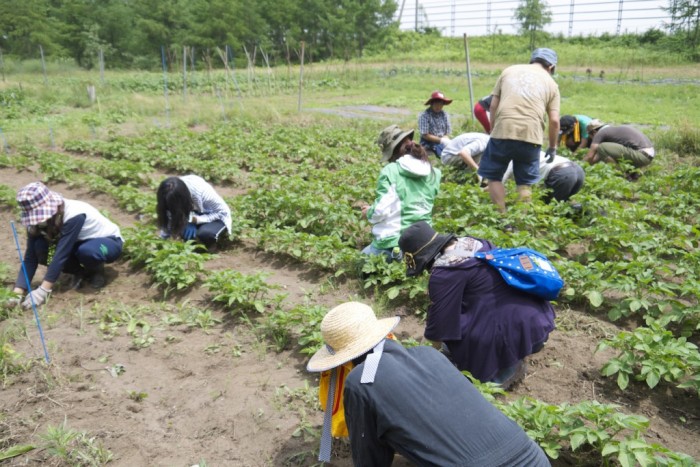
420, 138, 445, 157
361, 244, 403, 262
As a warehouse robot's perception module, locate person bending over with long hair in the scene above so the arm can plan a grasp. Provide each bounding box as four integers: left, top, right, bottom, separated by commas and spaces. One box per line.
156, 174, 232, 247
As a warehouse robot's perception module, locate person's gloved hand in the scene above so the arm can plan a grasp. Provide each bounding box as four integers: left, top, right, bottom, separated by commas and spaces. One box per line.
440, 136, 451, 145
21, 286, 51, 309
545, 147, 556, 163
182, 223, 198, 241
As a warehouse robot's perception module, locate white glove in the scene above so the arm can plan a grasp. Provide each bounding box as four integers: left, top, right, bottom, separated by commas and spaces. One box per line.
22, 286, 51, 309
440, 136, 451, 145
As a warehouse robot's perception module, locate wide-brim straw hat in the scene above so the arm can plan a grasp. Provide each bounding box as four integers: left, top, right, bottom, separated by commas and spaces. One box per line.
424, 90, 453, 106
399, 221, 456, 277
307, 302, 400, 372
377, 125, 415, 162
16, 182, 64, 226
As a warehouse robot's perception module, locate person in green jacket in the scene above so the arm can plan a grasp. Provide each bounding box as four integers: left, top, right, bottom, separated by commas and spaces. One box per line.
360, 125, 441, 260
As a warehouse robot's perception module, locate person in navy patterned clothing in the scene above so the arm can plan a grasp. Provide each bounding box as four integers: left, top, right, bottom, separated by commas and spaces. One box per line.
8, 182, 124, 308
156, 175, 232, 247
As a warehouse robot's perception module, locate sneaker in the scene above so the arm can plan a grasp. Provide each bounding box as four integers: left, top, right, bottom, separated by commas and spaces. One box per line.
625, 172, 642, 182
85, 264, 106, 289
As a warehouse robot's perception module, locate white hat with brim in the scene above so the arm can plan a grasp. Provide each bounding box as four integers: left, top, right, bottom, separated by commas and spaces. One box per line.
307, 302, 400, 372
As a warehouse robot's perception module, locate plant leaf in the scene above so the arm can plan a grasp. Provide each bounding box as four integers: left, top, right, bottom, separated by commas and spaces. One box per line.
0, 445, 35, 461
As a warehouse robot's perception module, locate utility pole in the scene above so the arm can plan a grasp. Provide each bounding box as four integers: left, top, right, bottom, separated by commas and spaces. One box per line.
616, 0, 624, 35
568, 0, 575, 37
486, 0, 492, 34
415, 0, 418, 32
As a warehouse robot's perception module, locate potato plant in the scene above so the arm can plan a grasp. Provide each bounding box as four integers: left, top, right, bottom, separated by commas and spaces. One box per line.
145, 241, 213, 296
597, 322, 700, 394
204, 269, 281, 315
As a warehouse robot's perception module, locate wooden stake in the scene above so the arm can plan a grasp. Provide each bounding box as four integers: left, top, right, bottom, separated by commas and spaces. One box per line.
297, 41, 305, 112
463, 33, 475, 125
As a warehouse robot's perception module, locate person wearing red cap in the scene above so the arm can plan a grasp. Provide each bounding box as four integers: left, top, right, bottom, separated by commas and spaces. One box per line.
418, 90, 453, 157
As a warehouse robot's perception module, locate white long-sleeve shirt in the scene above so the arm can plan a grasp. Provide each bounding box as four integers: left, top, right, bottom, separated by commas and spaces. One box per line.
180, 175, 232, 233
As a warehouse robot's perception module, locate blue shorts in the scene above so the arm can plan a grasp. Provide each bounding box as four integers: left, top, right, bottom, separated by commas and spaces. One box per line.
478, 138, 541, 185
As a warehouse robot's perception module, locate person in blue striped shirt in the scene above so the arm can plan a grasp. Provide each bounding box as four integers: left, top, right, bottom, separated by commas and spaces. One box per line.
156, 175, 232, 247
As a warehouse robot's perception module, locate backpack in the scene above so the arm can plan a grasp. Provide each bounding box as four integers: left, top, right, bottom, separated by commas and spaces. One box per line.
475, 247, 564, 300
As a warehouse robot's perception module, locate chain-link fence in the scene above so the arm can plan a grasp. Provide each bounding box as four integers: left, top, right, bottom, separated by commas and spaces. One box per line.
398, 0, 672, 37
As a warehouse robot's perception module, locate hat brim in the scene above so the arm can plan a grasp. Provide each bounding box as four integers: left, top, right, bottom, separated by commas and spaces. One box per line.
381, 129, 415, 162
20, 191, 64, 226
424, 98, 453, 106
405, 233, 456, 277
306, 316, 400, 372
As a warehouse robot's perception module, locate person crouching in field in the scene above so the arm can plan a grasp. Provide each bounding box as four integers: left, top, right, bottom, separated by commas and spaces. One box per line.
306, 302, 550, 466
503, 151, 585, 208
8, 182, 124, 308
399, 221, 555, 389
156, 175, 232, 247
359, 125, 441, 261
583, 120, 655, 180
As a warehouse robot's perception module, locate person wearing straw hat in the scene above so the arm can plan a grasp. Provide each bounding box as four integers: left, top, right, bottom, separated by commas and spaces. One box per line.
307, 302, 549, 466
398, 221, 555, 388
359, 125, 441, 259
477, 48, 560, 214
418, 90, 453, 157
8, 182, 124, 309
583, 120, 655, 175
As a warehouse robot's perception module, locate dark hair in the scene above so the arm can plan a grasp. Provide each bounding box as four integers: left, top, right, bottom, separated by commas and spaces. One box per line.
530, 57, 555, 73
560, 115, 576, 134
390, 139, 432, 165
156, 177, 193, 238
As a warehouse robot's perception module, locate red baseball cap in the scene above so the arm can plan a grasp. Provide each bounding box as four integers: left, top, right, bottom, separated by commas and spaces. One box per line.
424, 90, 453, 105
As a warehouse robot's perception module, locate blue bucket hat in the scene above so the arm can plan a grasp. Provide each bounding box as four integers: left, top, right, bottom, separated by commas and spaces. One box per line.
530, 48, 558, 67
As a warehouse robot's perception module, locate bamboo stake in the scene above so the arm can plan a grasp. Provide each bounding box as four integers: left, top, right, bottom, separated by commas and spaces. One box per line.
463, 33, 475, 125
297, 41, 305, 113
160, 45, 171, 127
39, 45, 48, 85
183, 46, 187, 102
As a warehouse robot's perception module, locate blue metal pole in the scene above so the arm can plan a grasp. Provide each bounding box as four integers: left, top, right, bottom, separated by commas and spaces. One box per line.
10, 221, 50, 364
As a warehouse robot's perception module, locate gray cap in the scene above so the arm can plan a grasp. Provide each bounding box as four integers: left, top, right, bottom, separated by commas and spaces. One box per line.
530, 48, 558, 67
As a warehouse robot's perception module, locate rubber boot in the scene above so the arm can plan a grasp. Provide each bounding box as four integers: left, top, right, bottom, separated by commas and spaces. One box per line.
86, 263, 106, 289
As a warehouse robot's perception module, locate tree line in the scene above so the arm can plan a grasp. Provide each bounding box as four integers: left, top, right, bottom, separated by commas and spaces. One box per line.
1, 0, 698, 69
0, 0, 398, 69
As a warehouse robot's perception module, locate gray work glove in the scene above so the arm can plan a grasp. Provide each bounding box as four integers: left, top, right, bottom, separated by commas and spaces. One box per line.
545, 147, 556, 164
22, 286, 51, 309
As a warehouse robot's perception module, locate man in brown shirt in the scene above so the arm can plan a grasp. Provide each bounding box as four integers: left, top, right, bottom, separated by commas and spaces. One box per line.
477, 48, 561, 214
583, 120, 654, 169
